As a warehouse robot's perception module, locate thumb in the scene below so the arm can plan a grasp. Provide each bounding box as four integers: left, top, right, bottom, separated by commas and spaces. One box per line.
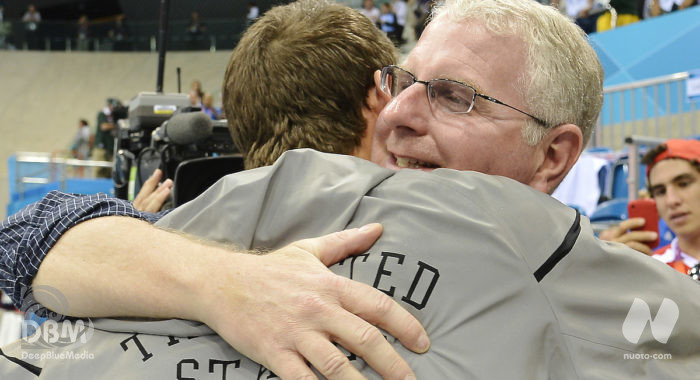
294, 223, 383, 266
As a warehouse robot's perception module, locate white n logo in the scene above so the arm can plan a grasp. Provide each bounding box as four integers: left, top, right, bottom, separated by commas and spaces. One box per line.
622, 298, 679, 344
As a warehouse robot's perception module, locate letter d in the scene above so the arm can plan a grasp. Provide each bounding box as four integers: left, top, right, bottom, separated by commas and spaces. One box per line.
22, 320, 41, 343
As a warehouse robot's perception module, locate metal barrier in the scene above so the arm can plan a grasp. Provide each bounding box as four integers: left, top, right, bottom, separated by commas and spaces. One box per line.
11, 152, 112, 196
592, 72, 699, 151
7, 152, 115, 217
2, 18, 246, 52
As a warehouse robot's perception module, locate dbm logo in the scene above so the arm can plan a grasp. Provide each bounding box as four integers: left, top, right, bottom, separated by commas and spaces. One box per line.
22, 319, 94, 349
622, 298, 679, 344
18, 285, 95, 350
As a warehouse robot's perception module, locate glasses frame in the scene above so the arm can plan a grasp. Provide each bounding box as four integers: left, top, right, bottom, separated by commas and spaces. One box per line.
380, 65, 547, 127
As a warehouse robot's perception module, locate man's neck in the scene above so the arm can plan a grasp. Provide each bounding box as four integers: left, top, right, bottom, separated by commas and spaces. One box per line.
677, 234, 700, 260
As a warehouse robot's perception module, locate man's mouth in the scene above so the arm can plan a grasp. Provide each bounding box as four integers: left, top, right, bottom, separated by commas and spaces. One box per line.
395, 155, 439, 169
669, 212, 689, 225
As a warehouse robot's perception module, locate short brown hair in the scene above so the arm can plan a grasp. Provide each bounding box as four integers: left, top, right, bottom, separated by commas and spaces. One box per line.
223, 0, 397, 169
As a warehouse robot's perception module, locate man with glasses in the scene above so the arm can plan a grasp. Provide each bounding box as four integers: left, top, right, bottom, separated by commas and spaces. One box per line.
2, 0, 699, 377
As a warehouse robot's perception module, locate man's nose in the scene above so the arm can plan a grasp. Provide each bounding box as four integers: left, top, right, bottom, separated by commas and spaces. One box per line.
664, 186, 683, 207
385, 83, 433, 136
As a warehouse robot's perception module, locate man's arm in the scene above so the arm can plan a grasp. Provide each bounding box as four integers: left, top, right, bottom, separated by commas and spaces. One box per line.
0, 190, 164, 310
33, 217, 429, 379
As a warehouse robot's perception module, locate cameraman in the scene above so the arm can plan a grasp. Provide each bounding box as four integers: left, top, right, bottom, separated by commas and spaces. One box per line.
91, 98, 121, 178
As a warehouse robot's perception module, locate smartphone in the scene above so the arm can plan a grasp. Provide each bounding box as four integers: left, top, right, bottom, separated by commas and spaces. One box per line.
627, 199, 660, 248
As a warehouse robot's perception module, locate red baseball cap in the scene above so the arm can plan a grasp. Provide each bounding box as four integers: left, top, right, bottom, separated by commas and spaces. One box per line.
646, 139, 700, 176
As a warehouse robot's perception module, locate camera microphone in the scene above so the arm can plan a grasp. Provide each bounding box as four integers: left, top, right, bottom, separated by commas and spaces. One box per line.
152, 112, 213, 145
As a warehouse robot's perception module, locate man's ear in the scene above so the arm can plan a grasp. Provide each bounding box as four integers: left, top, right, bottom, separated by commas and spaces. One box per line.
355, 71, 391, 160
368, 70, 391, 114
528, 123, 583, 194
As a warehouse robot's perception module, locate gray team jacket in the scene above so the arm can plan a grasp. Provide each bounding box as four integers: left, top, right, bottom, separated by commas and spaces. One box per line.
2, 149, 699, 379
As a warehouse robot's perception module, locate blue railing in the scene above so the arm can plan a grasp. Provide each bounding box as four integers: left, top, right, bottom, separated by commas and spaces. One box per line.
7, 153, 114, 217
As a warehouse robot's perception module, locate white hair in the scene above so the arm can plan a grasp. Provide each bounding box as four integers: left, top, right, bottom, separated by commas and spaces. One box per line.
432, 0, 604, 146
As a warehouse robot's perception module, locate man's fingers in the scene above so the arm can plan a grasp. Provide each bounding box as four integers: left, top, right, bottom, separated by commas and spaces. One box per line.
618, 230, 657, 244
299, 337, 364, 380
266, 351, 318, 380
142, 169, 163, 195
326, 309, 417, 380
619, 217, 646, 231
626, 241, 654, 256
600, 218, 655, 244
143, 181, 172, 213
332, 277, 429, 355
133, 169, 163, 206
295, 224, 383, 266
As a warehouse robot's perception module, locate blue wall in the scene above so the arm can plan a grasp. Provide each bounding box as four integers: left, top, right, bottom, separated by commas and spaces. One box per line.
589, 7, 700, 125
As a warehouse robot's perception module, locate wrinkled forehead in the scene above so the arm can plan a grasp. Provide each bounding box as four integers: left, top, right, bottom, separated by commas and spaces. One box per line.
402, 14, 527, 98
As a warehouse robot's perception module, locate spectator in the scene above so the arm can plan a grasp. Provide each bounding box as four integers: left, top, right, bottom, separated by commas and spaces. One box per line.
379, 2, 400, 44
91, 98, 121, 178
189, 80, 203, 107
649, 0, 697, 16
70, 118, 93, 177
600, 139, 700, 275
0, 2, 6, 49
186, 11, 206, 36
565, 0, 601, 34
200, 92, 219, 120
70, 119, 92, 160
76, 14, 90, 51
22, 4, 41, 26
597, 0, 641, 32
359, 0, 381, 25
186, 11, 207, 49
246, 2, 259, 26
109, 15, 129, 51
413, 0, 434, 39
391, 0, 408, 44
21, 4, 41, 49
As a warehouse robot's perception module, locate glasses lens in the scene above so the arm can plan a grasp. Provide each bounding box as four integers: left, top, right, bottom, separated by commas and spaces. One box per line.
430, 80, 475, 114
382, 66, 415, 98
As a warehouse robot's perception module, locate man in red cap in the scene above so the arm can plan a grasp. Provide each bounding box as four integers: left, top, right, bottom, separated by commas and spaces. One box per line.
602, 138, 700, 276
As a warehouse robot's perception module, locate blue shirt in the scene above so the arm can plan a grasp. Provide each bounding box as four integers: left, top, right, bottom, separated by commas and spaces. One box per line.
0, 191, 166, 315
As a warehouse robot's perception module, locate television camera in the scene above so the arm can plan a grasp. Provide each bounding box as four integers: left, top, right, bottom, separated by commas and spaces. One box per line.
112, 92, 238, 204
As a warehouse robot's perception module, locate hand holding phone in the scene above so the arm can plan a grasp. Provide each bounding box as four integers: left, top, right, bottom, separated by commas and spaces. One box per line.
627, 199, 660, 249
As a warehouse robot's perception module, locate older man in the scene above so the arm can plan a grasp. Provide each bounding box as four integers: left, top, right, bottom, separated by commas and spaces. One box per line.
2, 0, 699, 378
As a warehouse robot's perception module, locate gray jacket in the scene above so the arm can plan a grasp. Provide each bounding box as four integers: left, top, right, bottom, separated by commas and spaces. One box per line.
2, 149, 699, 379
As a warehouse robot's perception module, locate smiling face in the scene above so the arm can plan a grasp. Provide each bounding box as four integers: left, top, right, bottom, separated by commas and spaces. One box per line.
649, 159, 700, 241
371, 15, 545, 185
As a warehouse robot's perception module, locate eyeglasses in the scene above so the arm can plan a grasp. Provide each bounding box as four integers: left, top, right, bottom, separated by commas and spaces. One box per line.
380, 65, 547, 126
